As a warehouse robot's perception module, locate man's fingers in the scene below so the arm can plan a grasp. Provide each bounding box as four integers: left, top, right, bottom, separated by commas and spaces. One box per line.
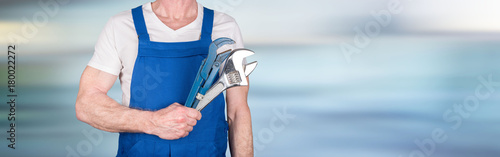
171, 102, 182, 107
186, 117, 197, 126
185, 126, 193, 132
186, 108, 202, 120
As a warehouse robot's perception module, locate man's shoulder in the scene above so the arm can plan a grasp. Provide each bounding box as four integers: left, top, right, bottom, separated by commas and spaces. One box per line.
213, 10, 238, 28
108, 9, 133, 26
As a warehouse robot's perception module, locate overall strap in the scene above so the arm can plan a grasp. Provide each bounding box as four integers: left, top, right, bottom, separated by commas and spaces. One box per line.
200, 7, 214, 41
132, 6, 150, 41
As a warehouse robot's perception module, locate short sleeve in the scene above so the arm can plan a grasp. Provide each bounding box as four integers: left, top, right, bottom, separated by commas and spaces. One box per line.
212, 12, 245, 51
212, 11, 246, 64
88, 16, 122, 76
229, 19, 244, 49
229, 18, 247, 65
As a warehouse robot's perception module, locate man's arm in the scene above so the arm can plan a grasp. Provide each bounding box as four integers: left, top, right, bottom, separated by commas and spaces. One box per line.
75, 66, 201, 140
227, 76, 254, 157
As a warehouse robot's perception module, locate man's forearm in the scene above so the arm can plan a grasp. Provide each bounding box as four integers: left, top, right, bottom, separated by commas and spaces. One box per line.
76, 90, 153, 133
228, 105, 254, 157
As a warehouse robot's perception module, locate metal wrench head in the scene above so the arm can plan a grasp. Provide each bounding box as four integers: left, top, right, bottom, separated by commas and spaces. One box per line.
221, 49, 255, 87
210, 37, 236, 50
202, 37, 235, 78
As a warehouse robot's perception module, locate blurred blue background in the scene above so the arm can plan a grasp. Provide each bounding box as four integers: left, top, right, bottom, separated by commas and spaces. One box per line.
1, 0, 500, 156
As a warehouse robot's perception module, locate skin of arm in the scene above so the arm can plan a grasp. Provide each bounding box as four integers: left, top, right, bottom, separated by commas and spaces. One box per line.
75, 66, 201, 140
226, 76, 254, 157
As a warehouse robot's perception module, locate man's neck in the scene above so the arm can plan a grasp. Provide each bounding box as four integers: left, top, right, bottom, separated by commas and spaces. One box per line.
151, 0, 198, 20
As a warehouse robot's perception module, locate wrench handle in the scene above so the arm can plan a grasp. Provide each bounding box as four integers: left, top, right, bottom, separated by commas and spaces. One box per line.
196, 82, 226, 111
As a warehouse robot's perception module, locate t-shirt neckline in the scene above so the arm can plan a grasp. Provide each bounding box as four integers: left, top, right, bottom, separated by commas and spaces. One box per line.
144, 2, 203, 34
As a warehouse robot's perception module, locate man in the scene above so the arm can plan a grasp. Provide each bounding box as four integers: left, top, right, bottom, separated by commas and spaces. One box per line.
75, 0, 253, 156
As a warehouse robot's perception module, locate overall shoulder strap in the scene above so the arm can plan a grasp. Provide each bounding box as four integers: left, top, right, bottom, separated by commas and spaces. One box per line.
132, 6, 150, 41
200, 7, 214, 41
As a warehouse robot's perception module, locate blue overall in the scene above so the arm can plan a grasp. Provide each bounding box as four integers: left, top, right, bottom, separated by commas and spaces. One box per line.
117, 6, 228, 157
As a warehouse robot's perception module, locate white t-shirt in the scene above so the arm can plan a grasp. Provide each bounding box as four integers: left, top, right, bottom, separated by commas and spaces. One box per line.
88, 2, 244, 107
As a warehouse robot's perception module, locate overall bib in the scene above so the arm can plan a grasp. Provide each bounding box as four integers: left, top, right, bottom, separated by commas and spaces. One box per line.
117, 6, 228, 157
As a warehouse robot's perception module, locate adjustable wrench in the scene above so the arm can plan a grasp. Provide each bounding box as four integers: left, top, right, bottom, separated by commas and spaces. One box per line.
195, 49, 257, 111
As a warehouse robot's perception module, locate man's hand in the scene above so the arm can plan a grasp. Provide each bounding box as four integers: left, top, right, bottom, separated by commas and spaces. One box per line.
145, 103, 202, 140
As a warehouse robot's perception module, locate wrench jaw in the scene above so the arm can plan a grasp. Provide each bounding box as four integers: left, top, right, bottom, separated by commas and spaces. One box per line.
224, 49, 255, 87
211, 37, 236, 50
244, 61, 258, 77
202, 37, 235, 78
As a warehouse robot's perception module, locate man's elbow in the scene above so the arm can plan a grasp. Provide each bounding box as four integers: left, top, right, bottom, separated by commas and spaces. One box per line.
228, 103, 251, 120
75, 95, 89, 123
